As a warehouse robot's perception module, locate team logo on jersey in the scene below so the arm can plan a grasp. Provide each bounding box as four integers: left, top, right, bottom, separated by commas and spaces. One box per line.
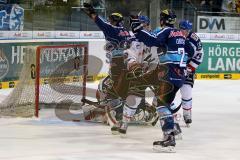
169, 31, 184, 38
118, 31, 130, 37
0, 48, 9, 80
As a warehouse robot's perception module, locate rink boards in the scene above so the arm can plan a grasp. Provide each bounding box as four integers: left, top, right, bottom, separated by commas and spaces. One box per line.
0, 38, 240, 89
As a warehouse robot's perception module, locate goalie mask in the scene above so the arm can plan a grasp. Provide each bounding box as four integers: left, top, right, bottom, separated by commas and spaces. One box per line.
160, 9, 176, 27
109, 12, 123, 26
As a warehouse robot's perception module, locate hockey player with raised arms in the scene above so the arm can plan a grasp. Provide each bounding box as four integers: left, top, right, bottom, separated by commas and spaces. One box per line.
129, 9, 188, 152
82, 2, 131, 88
82, 3, 132, 130
178, 20, 204, 127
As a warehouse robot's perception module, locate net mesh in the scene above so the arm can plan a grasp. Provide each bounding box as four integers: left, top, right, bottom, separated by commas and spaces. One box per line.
0, 44, 87, 117
0, 47, 36, 117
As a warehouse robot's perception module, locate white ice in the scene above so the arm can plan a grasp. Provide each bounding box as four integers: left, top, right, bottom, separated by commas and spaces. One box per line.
0, 80, 240, 160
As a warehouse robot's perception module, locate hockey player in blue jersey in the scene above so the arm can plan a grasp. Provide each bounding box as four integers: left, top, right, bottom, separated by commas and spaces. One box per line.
82, 3, 132, 130
178, 20, 204, 127
130, 9, 187, 152
82, 3, 131, 95
82, 3, 130, 47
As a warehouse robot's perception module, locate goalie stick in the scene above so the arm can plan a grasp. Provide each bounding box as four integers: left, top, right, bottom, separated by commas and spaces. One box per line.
81, 98, 106, 110
81, 98, 119, 125
81, 98, 123, 110
82, 96, 181, 114
82, 97, 182, 126
145, 84, 182, 114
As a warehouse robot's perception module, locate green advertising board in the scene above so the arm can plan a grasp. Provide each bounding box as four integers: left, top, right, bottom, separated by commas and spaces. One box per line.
197, 41, 240, 74
0, 41, 88, 82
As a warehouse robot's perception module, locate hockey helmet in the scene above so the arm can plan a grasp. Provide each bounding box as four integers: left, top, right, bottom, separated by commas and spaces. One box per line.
109, 12, 123, 25
139, 15, 150, 25
179, 20, 193, 30
160, 9, 176, 26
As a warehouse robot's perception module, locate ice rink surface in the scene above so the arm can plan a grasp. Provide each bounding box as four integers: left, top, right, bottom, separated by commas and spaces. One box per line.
0, 80, 240, 160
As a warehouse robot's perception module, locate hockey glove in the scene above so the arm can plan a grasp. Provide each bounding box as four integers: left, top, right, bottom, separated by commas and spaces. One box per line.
82, 3, 96, 17
185, 66, 195, 87
129, 15, 142, 33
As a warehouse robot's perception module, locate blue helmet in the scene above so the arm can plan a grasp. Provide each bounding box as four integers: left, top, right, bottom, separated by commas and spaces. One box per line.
139, 15, 150, 25
179, 20, 193, 30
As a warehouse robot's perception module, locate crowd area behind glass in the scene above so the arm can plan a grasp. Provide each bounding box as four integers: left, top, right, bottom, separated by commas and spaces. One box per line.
0, 0, 239, 32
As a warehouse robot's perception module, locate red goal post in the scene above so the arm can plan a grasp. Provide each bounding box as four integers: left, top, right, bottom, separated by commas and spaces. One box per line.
0, 44, 88, 118
35, 44, 88, 117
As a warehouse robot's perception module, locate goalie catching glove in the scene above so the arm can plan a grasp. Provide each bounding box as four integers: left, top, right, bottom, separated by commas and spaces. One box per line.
129, 15, 143, 33
126, 63, 144, 80
82, 3, 96, 17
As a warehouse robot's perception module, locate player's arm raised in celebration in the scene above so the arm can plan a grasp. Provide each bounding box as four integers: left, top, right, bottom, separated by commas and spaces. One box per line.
82, 3, 97, 19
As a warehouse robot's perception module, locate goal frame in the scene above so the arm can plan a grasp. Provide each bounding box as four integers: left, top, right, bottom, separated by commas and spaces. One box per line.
35, 44, 88, 117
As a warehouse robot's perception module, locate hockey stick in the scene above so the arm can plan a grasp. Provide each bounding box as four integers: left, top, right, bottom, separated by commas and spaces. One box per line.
81, 98, 106, 110
81, 98, 123, 111
137, 11, 142, 16
170, 102, 182, 114
147, 84, 182, 114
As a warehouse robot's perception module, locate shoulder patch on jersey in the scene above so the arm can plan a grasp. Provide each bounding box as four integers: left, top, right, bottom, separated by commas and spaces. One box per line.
190, 33, 199, 41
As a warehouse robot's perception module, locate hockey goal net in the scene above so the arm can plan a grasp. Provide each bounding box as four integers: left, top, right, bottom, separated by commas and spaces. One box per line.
0, 44, 88, 117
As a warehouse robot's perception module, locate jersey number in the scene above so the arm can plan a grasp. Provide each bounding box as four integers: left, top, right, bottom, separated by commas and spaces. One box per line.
178, 48, 186, 67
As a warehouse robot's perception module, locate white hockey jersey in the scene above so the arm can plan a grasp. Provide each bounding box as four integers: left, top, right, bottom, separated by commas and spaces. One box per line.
125, 38, 159, 72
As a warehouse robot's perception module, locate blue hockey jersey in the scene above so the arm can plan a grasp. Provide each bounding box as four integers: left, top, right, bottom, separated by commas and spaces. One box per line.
135, 27, 188, 87
135, 27, 188, 68
184, 32, 204, 72
94, 16, 131, 50
94, 15, 132, 81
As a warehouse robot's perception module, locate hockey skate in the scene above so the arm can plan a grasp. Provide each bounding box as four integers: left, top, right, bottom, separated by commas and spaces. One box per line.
111, 123, 120, 135
183, 108, 192, 127
153, 132, 176, 153
118, 121, 128, 138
